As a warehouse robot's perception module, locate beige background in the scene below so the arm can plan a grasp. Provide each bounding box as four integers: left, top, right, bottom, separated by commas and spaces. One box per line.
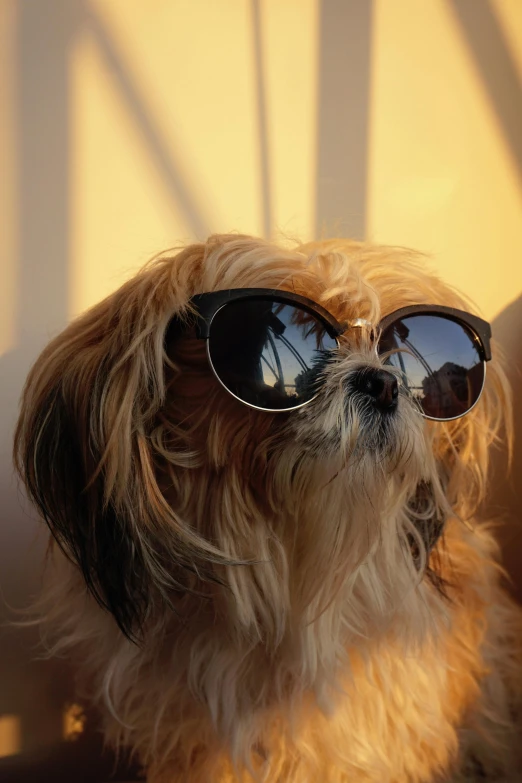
1, 0, 521, 774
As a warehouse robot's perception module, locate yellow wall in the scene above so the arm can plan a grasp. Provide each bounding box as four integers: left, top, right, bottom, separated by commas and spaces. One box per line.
1, 0, 521, 763
369, 0, 522, 320
3, 0, 521, 324
69, 0, 321, 315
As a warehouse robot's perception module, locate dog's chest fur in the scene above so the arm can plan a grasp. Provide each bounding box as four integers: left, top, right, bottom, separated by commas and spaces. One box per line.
75, 519, 519, 783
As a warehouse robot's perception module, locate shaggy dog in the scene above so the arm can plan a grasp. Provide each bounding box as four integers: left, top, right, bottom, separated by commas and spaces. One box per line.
14, 235, 522, 782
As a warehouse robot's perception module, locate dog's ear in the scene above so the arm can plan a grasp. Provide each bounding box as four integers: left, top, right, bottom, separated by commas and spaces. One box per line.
13, 245, 236, 641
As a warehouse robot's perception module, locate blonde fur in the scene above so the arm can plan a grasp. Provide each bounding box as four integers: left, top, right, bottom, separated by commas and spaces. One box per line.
14, 235, 522, 782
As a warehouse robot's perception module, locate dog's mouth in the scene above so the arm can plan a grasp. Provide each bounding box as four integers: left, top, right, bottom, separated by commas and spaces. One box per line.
288, 382, 403, 459
279, 350, 429, 470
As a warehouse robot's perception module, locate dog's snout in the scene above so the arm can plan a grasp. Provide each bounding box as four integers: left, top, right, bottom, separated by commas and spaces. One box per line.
355, 369, 398, 412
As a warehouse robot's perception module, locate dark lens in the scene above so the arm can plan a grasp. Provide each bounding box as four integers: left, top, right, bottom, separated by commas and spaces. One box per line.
208, 298, 337, 410
379, 314, 484, 420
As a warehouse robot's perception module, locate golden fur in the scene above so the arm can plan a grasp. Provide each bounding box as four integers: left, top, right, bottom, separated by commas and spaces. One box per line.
14, 235, 522, 781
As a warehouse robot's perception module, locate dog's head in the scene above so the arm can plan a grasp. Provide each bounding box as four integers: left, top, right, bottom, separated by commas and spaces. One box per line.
14, 235, 510, 656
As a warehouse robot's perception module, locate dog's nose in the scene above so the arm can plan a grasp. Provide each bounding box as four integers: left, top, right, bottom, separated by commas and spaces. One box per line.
355, 369, 399, 412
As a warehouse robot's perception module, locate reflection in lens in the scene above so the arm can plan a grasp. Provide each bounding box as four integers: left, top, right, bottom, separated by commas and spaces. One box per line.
208, 299, 337, 410
378, 314, 484, 419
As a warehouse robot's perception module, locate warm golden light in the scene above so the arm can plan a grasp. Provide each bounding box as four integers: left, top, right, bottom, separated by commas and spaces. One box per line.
63, 703, 86, 742
368, 0, 522, 322
2, 0, 522, 762
0, 715, 21, 758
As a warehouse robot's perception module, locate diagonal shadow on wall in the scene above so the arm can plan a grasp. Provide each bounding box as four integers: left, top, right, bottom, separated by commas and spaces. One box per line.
85, 1, 212, 240
446, 0, 522, 185
0, 0, 209, 776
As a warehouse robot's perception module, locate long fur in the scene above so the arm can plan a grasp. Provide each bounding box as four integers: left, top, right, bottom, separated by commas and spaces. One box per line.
14, 235, 522, 782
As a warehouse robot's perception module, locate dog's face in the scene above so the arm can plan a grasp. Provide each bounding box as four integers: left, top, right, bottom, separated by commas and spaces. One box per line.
14, 235, 509, 664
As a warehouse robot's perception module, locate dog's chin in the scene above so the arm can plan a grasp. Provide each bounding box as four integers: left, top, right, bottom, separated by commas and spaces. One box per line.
343, 395, 400, 454
288, 391, 421, 468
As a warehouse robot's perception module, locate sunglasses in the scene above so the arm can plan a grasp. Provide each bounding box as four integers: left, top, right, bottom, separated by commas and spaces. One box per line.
188, 289, 491, 421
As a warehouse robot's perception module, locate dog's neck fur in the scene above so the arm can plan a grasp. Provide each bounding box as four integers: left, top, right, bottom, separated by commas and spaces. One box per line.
158, 458, 446, 727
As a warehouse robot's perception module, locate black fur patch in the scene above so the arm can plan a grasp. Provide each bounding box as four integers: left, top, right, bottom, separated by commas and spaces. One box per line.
22, 386, 151, 642
20, 382, 227, 643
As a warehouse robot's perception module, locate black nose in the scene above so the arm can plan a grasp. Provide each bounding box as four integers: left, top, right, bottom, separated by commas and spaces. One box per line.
355, 368, 399, 412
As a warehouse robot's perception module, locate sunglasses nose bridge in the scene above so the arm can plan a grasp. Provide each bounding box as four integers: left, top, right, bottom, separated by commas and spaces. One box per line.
348, 318, 374, 330
337, 318, 380, 354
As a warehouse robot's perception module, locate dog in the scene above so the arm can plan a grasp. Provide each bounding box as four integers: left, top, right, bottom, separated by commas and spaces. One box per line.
14, 234, 522, 781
